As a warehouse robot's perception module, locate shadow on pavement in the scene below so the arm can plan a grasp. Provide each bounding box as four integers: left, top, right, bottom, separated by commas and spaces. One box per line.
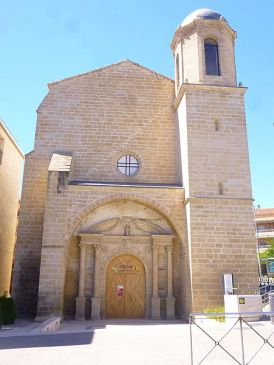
89, 319, 186, 326
0, 332, 94, 349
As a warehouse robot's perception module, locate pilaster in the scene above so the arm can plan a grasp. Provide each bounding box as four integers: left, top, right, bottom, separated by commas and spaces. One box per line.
77, 234, 103, 320
151, 243, 160, 319
75, 243, 87, 320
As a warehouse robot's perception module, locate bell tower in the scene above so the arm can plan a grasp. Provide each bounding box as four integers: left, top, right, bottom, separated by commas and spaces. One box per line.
172, 9, 258, 311
172, 8, 237, 92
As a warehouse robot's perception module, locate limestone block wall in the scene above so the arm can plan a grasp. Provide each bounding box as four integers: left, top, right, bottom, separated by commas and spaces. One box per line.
0, 122, 24, 296
12, 152, 50, 316
13, 60, 181, 317
179, 86, 252, 199
197, 21, 237, 87
177, 84, 258, 311
36, 171, 69, 318
187, 198, 258, 311
181, 32, 200, 84
172, 21, 236, 87
35, 179, 190, 319
34, 60, 179, 184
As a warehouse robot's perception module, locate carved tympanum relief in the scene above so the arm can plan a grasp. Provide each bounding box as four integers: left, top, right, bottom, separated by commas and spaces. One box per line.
75, 201, 172, 236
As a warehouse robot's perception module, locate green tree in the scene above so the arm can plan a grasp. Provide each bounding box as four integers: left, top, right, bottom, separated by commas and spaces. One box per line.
260, 238, 274, 259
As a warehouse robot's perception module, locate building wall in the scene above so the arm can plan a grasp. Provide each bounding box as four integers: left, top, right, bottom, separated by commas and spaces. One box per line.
197, 21, 237, 87
0, 122, 24, 296
176, 86, 258, 310
13, 14, 259, 318
181, 88, 252, 198
173, 21, 236, 87
182, 32, 200, 84
12, 61, 183, 317
35, 180, 190, 319
35, 61, 178, 184
188, 199, 258, 310
174, 16, 258, 310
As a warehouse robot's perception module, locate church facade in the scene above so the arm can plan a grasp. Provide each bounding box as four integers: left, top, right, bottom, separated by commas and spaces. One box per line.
13, 9, 258, 320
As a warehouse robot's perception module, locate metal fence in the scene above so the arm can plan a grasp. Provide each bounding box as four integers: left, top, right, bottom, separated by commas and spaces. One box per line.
189, 312, 274, 365
260, 276, 274, 287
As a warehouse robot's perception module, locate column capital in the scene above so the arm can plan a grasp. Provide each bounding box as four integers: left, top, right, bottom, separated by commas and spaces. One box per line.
152, 243, 160, 252
151, 235, 175, 246
79, 234, 103, 246
166, 245, 173, 253
93, 243, 101, 250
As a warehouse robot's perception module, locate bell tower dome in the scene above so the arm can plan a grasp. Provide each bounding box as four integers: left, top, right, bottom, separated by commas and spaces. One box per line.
171, 8, 237, 94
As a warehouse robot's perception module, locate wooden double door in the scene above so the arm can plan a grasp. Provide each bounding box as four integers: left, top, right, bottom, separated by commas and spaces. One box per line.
105, 254, 145, 318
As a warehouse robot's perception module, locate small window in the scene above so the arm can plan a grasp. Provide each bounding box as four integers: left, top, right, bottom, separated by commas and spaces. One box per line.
218, 182, 224, 195
204, 39, 220, 76
0, 136, 4, 165
214, 119, 220, 131
117, 155, 139, 176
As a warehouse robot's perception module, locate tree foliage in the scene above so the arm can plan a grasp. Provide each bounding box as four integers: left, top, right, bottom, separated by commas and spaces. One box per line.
260, 238, 274, 259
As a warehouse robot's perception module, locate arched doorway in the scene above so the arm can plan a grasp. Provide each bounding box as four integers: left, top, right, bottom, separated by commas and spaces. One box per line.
105, 254, 145, 318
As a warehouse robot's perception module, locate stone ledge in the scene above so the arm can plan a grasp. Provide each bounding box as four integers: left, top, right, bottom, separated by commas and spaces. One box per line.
30, 315, 61, 334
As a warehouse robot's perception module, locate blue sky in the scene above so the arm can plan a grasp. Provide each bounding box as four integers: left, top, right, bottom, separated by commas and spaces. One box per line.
0, 0, 273, 207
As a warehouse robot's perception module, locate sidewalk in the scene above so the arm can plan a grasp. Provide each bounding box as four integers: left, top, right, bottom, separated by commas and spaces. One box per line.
0, 319, 274, 364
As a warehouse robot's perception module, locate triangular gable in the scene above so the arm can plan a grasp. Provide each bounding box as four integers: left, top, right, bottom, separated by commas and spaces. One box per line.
48, 60, 173, 86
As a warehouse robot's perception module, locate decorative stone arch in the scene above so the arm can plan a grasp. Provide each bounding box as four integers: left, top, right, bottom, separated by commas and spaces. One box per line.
68, 192, 185, 320
66, 192, 184, 245
101, 247, 151, 276
101, 249, 151, 318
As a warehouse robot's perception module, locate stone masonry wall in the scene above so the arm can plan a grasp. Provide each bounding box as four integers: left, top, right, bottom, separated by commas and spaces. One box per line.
35, 181, 190, 319
188, 198, 258, 311
177, 85, 258, 311
173, 21, 236, 87
12, 152, 50, 316
35, 60, 179, 184
184, 88, 252, 198
13, 61, 180, 317
0, 123, 23, 296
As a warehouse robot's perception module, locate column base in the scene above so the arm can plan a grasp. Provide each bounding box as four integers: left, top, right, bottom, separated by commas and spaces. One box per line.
166, 297, 176, 320
75, 296, 86, 320
91, 298, 101, 319
151, 297, 161, 319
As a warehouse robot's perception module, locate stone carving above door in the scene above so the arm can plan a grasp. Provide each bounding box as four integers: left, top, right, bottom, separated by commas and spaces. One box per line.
74, 200, 173, 236
80, 216, 167, 236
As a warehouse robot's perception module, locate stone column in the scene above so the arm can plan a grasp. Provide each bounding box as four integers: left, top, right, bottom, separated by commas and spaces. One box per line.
151, 243, 161, 319
166, 244, 175, 320
91, 243, 101, 319
75, 242, 87, 320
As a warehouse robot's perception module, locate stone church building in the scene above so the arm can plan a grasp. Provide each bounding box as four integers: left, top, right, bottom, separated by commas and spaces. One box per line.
13, 9, 258, 320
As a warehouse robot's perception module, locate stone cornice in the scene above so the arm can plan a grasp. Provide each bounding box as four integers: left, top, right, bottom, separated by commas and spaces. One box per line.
170, 19, 236, 51
151, 235, 175, 245
184, 195, 254, 206
79, 233, 103, 246
173, 83, 247, 110
69, 181, 183, 189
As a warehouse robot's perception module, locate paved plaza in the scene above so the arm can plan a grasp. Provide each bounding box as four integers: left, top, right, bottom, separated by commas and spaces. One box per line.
0, 319, 274, 365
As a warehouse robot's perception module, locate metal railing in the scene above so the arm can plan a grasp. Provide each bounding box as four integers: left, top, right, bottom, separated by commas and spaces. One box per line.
256, 228, 274, 233
261, 287, 274, 310
189, 312, 274, 365
260, 276, 274, 286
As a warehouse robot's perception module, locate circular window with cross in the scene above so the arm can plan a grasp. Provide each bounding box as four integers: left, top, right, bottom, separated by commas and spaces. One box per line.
117, 155, 139, 176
